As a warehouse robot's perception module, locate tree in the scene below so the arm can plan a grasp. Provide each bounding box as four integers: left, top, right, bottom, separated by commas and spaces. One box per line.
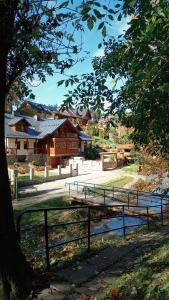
63, 0, 169, 156
0, 0, 114, 299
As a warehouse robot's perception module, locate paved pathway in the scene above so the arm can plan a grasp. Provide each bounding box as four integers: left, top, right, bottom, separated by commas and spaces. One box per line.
36, 226, 169, 300
13, 162, 145, 209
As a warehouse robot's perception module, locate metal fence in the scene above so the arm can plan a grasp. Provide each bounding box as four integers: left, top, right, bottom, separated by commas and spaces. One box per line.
65, 181, 169, 208
16, 200, 165, 270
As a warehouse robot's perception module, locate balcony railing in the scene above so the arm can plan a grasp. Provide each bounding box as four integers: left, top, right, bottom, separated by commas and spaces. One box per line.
50, 148, 80, 156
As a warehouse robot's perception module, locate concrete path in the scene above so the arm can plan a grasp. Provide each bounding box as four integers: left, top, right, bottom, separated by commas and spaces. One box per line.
13, 161, 145, 209
36, 226, 169, 300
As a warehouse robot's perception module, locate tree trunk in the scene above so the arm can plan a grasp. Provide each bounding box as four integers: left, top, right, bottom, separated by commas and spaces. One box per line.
0, 94, 33, 300
0, 3, 33, 299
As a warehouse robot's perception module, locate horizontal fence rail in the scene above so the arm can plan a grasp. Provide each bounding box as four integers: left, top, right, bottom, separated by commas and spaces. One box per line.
17, 200, 166, 270
65, 181, 169, 208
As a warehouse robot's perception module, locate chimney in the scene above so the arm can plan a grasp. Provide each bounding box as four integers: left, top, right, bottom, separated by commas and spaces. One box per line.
34, 115, 38, 121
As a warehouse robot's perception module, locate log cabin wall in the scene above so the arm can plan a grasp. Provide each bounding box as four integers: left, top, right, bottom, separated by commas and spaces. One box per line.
10, 120, 29, 132
37, 120, 80, 167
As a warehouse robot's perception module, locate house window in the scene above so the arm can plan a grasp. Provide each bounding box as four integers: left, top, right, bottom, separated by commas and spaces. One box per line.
24, 140, 29, 149
16, 141, 20, 150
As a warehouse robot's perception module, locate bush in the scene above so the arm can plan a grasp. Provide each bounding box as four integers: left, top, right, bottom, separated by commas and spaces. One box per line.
35, 166, 45, 172
18, 167, 27, 174
84, 144, 103, 160
132, 179, 159, 192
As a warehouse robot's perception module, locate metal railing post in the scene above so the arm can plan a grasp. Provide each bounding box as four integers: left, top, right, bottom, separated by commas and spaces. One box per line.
85, 186, 87, 200
94, 184, 96, 197
137, 191, 139, 205
112, 187, 114, 198
87, 207, 91, 252
44, 210, 50, 270
161, 198, 164, 226
122, 206, 126, 237
128, 192, 130, 208
147, 207, 149, 230
103, 189, 106, 205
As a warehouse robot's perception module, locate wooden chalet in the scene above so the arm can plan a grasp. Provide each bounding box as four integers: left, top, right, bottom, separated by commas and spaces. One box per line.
18, 100, 53, 117
5, 113, 92, 167
55, 108, 93, 127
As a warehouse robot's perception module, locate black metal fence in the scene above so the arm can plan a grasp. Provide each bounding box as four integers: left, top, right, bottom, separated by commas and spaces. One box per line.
17, 201, 165, 270
65, 181, 169, 208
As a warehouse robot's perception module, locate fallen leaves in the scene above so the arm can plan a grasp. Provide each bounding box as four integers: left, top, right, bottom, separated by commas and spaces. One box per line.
79, 294, 96, 300
110, 288, 119, 300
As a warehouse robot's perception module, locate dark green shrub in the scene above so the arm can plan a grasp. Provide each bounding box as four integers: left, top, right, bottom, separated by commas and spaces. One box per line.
84, 144, 103, 160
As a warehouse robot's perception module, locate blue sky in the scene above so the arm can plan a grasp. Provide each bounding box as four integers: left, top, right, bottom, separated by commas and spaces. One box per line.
31, 17, 129, 107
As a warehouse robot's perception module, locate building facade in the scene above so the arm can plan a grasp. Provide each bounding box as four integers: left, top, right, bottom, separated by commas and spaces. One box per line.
5, 113, 92, 167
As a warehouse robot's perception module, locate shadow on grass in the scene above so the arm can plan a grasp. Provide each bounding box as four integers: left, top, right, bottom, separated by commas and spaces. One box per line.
33, 227, 169, 298
18, 187, 64, 199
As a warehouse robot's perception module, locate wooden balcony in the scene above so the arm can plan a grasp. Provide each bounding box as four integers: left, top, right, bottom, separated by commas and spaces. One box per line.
50, 147, 80, 156
49, 138, 80, 157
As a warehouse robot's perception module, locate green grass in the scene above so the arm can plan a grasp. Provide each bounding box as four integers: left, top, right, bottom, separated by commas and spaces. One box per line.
105, 239, 169, 300
105, 176, 134, 188
17, 173, 44, 182
17, 171, 58, 182
14, 196, 70, 225
91, 176, 134, 197
122, 163, 139, 174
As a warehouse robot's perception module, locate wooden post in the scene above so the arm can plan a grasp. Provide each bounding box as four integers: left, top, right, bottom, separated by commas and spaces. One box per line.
45, 166, 49, 178
76, 163, 78, 176
12, 169, 18, 199
30, 167, 34, 180
70, 164, 73, 176
58, 165, 61, 176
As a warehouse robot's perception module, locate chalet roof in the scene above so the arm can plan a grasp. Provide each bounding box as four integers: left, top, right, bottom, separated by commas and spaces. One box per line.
5, 113, 67, 139
20, 100, 52, 115
57, 109, 77, 118
5, 114, 37, 139
79, 131, 92, 141
8, 116, 32, 126
57, 108, 92, 119
37, 119, 66, 139
5, 113, 92, 142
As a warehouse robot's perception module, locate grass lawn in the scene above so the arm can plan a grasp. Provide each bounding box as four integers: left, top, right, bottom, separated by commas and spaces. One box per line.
106, 238, 169, 300
92, 176, 134, 197
17, 171, 58, 182
14, 196, 70, 225
121, 163, 139, 174
17, 173, 44, 182
105, 176, 134, 188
